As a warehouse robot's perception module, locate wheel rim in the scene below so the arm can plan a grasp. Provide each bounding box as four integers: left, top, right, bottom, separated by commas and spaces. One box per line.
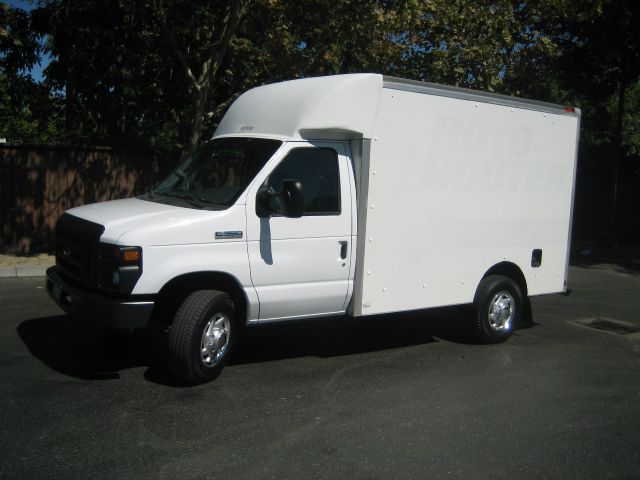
200, 313, 231, 367
487, 291, 515, 333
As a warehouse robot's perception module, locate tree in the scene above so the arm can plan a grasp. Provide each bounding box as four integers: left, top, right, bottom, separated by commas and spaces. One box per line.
35, 0, 259, 157
0, 2, 40, 71
556, 0, 640, 236
389, 0, 564, 94
22, 1, 425, 156
0, 2, 62, 143
39, 0, 180, 151
155, 0, 250, 159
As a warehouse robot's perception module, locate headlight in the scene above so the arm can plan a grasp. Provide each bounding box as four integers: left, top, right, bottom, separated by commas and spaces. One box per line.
98, 244, 143, 293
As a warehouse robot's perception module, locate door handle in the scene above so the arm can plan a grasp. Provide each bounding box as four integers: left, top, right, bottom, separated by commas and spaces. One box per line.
339, 241, 348, 260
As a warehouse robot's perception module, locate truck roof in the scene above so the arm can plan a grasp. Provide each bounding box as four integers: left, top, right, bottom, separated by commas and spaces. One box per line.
383, 76, 577, 117
214, 73, 577, 141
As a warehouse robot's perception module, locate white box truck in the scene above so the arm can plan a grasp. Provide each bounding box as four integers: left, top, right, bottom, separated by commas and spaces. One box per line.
46, 74, 580, 384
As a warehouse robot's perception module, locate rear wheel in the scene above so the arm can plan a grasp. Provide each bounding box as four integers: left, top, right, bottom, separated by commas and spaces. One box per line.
473, 275, 523, 343
168, 290, 236, 384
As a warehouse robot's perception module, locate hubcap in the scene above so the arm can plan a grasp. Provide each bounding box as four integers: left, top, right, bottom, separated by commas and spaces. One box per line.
200, 313, 231, 367
487, 291, 515, 333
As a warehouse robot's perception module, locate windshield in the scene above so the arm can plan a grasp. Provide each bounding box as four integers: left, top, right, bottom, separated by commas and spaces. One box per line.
147, 137, 282, 209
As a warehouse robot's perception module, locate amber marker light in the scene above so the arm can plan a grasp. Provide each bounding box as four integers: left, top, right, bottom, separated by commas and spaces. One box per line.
123, 250, 141, 262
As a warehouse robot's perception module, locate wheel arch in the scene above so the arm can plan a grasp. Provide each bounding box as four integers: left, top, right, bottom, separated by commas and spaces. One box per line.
478, 261, 528, 298
150, 271, 249, 327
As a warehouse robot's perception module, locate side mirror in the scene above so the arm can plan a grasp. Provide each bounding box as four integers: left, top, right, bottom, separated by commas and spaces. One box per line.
280, 179, 304, 218
256, 179, 304, 218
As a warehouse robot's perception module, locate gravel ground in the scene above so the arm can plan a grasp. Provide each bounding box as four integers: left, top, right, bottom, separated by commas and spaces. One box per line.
0, 254, 54, 267
0, 254, 54, 277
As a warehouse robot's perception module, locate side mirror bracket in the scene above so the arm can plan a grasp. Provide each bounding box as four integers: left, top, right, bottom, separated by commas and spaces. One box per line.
256, 179, 304, 218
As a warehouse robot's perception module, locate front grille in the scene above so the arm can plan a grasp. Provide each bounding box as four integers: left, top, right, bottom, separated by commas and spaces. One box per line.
55, 213, 105, 287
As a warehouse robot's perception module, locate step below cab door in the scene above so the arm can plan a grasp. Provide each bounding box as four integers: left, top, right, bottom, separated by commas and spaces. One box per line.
246, 141, 353, 321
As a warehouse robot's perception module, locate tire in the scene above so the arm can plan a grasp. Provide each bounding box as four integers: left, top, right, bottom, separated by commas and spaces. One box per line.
473, 275, 523, 344
168, 290, 236, 385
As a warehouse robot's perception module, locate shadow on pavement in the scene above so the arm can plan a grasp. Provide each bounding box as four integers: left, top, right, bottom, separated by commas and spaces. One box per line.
570, 244, 640, 276
17, 307, 479, 385
16, 315, 169, 382
570, 255, 640, 276
231, 306, 477, 365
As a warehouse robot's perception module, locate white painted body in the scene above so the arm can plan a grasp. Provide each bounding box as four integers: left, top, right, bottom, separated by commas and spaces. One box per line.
65, 74, 580, 323
354, 85, 579, 315
243, 141, 357, 321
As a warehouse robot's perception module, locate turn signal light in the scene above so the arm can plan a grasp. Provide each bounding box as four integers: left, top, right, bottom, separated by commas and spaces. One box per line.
101, 244, 142, 264
123, 250, 140, 262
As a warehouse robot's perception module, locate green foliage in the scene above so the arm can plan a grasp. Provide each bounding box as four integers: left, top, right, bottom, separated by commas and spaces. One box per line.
390, 0, 565, 95
38, 0, 185, 154
624, 82, 640, 156
557, 0, 640, 96
0, 2, 64, 143
552, 0, 640, 156
0, 72, 64, 143
0, 2, 40, 72
0, 0, 637, 166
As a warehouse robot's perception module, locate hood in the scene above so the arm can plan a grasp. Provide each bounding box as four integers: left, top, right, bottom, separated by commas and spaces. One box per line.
67, 198, 245, 246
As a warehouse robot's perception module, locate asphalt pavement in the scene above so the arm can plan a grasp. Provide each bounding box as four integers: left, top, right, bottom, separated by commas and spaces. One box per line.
1, 261, 639, 479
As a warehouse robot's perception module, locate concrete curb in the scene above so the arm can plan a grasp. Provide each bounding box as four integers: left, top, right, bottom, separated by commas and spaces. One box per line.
0, 266, 52, 278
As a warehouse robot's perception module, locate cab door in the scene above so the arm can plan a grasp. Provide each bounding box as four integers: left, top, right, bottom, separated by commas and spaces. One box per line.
245, 141, 353, 321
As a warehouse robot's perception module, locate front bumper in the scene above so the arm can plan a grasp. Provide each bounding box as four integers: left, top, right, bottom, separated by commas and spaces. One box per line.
46, 266, 154, 329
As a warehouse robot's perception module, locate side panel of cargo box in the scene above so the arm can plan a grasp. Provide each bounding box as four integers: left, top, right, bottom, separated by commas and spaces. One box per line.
352, 81, 580, 317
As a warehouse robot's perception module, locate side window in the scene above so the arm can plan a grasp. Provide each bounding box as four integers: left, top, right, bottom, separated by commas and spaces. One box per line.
267, 148, 341, 215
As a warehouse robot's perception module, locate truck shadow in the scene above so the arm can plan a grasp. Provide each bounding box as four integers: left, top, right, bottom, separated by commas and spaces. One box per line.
231, 306, 476, 366
17, 315, 166, 382
17, 306, 510, 385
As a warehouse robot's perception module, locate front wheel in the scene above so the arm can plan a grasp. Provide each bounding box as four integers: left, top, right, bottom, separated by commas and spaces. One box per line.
168, 290, 236, 385
473, 275, 523, 344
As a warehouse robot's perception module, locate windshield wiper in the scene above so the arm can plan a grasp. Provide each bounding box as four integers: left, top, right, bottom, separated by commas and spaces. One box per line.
149, 187, 205, 208
174, 189, 204, 208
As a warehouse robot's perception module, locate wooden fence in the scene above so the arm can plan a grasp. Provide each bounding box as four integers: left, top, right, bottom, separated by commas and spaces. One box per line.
0, 145, 172, 254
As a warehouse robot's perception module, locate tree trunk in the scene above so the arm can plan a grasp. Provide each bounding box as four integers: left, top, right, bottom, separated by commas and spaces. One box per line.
160, 0, 247, 161
63, 3, 75, 136
608, 74, 626, 245
182, 85, 210, 161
